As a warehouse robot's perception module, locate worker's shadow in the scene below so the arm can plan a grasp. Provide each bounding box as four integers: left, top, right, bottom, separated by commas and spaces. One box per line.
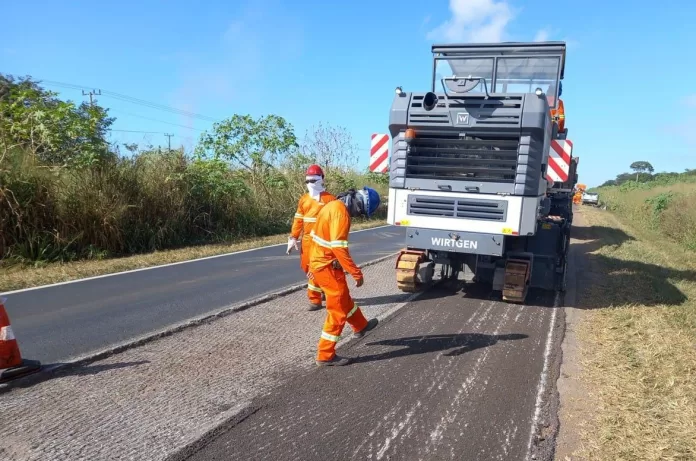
352, 333, 527, 364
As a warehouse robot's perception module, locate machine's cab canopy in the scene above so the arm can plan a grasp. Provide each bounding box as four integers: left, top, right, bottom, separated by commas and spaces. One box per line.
431, 41, 566, 109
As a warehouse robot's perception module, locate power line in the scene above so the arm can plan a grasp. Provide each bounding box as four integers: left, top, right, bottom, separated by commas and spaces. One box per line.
110, 129, 167, 134
40, 79, 219, 122
107, 108, 206, 132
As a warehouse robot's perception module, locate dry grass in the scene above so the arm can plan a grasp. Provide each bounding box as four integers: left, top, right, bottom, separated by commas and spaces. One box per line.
0, 218, 387, 292
574, 207, 696, 460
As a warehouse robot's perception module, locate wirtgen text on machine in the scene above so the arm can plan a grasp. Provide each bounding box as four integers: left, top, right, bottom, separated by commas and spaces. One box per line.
431, 237, 478, 250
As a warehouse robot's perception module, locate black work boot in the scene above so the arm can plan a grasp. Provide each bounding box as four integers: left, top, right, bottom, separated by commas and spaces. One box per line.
316, 355, 353, 366
354, 318, 379, 338
308, 303, 322, 311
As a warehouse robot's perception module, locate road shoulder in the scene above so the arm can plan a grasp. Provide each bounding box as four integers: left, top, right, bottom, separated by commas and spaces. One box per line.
553, 209, 592, 461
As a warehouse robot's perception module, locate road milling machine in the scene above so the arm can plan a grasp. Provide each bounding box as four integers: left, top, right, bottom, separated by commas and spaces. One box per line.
386, 41, 578, 303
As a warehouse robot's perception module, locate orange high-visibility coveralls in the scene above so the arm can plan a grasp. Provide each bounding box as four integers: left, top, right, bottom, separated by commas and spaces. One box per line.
308, 200, 369, 362
291, 191, 336, 305
550, 98, 565, 132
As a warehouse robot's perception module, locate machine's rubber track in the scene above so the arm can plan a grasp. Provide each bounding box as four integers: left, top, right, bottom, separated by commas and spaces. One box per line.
502, 258, 531, 303
395, 249, 428, 293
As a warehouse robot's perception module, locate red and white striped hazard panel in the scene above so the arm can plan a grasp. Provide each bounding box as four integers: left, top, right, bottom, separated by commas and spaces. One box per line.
370, 133, 389, 173
546, 139, 573, 183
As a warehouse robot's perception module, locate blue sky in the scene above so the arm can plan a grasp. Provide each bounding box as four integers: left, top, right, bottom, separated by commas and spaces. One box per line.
3, 0, 695, 187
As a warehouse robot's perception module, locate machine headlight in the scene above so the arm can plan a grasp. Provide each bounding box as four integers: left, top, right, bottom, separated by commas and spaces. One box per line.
535, 87, 543, 96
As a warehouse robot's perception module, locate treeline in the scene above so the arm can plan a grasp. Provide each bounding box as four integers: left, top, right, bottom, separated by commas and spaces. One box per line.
0, 74, 387, 264
598, 160, 696, 188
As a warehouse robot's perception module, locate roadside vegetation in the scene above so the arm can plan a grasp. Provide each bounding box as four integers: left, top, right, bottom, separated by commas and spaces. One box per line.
572, 168, 696, 460
0, 74, 388, 291
592, 163, 696, 250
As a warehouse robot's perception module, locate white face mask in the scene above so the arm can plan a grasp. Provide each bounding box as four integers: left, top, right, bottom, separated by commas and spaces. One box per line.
306, 176, 324, 199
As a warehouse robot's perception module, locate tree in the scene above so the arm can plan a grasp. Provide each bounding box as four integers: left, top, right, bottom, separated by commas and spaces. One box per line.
195, 114, 297, 172
630, 161, 654, 182
194, 114, 298, 206
0, 74, 115, 168
299, 122, 359, 172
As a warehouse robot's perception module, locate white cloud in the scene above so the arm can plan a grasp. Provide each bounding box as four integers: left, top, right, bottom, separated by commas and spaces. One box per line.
426, 1, 577, 46
534, 28, 550, 42
427, 0, 515, 42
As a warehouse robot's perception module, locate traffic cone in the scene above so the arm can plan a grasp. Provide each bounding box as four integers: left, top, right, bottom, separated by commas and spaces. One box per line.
0, 297, 41, 383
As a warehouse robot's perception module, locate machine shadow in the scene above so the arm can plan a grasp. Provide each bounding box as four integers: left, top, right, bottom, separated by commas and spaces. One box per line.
375, 219, 694, 310
569, 223, 636, 252
415, 277, 558, 308
571, 220, 696, 309
353, 333, 528, 364
354, 294, 413, 307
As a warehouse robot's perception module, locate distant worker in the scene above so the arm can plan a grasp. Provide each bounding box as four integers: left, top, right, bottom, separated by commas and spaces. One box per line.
287, 164, 336, 311
308, 187, 381, 366
548, 81, 566, 133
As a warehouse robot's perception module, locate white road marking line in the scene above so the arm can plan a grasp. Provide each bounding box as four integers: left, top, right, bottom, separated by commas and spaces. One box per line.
524, 290, 561, 460
1, 225, 394, 295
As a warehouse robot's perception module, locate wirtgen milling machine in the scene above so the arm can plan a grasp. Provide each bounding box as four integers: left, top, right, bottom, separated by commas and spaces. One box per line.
386, 41, 578, 303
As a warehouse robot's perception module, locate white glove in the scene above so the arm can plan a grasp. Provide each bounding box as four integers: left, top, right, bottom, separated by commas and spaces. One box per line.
286, 237, 299, 254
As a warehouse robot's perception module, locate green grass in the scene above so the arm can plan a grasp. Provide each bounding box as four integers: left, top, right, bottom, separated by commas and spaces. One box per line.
572, 207, 696, 461
594, 179, 696, 251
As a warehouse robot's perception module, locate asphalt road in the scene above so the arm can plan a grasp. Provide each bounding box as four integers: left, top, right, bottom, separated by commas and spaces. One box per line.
181, 282, 562, 461
3, 225, 406, 364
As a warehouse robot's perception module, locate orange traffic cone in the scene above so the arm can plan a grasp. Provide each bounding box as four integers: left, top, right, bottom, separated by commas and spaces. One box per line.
0, 297, 41, 383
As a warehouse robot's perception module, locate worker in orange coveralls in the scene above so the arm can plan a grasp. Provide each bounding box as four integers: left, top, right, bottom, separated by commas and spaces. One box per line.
286, 164, 336, 311
308, 187, 381, 366
548, 82, 566, 133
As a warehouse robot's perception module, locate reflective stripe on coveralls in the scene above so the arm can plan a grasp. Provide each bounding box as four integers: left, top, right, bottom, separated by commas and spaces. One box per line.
307, 282, 323, 293
308, 199, 367, 361
290, 191, 336, 304
310, 266, 368, 360
310, 232, 348, 248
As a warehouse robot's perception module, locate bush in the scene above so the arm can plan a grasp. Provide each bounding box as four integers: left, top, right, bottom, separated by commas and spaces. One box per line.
0, 75, 389, 265
0, 146, 388, 265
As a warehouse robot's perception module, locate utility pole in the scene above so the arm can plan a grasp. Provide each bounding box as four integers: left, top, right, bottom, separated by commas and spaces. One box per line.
82, 89, 102, 106
164, 133, 173, 152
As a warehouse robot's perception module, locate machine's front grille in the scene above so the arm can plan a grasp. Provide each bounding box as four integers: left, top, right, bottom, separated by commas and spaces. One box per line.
408, 95, 523, 127
405, 133, 520, 183
407, 195, 507, 221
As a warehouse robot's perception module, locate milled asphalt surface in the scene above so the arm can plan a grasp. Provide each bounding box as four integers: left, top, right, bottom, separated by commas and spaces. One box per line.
2, 225, 406, 364
0, 258, 419, 461
180, 282, 563, 461
1, 232, 572, 461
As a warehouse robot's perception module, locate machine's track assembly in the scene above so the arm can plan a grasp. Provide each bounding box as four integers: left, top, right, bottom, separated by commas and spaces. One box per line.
502, 259, 531, 303
395, 249, 428, 292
